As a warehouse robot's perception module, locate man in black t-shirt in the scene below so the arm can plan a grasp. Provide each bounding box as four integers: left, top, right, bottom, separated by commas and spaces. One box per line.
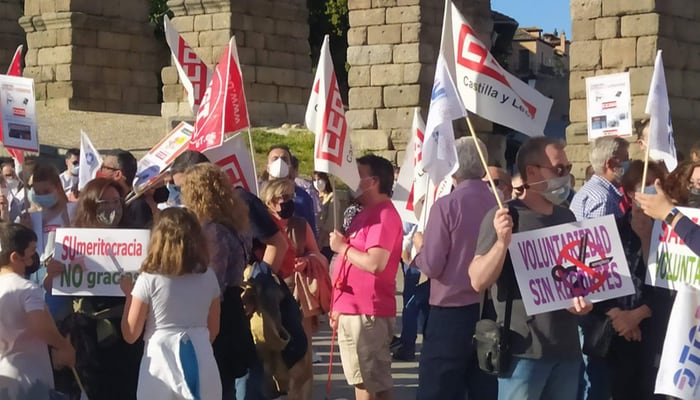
469, 137, 592, 400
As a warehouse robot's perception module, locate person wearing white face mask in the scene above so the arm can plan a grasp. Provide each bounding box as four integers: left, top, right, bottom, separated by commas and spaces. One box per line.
263, 145, 318, 240
470, 137, 593, 400
2, 161, 26, 221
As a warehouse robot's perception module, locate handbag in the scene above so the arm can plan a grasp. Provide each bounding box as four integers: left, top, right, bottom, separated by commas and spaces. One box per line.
474, 286, 513, 376
473, 205, 519, 376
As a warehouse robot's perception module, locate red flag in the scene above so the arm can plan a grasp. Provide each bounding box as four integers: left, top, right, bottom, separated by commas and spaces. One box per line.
3, 45, 24, 162
190, 37, 250, 153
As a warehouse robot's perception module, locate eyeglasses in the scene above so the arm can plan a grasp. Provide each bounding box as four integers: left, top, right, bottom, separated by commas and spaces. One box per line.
101, 165, 120, 172
70, 160, 79, 166
534, 164, 573, 177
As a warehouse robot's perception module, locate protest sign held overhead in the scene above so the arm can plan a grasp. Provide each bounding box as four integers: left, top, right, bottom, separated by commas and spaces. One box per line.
1, 44, 25, 162
78, 130, 101, 191
647, 207, 700, 290
191, 36, 250, 153
52, 228, 150, 297
305, 35, 360, 191
133, 122, 193, 192
422, 54, 466, 185
508, 215, 634, 315
441, 0, 552, 138
203, 132, 257, 196
645, 50, 678, 172
0, 74, 38, 153
655, 284, 700, 399
393, 108, 428, 224
164, 15, 213, 115
585, 73, 632, 140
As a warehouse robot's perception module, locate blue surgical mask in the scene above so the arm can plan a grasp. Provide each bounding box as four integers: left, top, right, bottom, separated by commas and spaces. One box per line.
166, 183, 182, 206
621, 160, 631, 175
71, 165, 79, 176
29, 188, 58, 209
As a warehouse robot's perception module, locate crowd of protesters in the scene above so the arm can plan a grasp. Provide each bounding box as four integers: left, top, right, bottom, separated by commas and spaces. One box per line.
1, 129, 700, 400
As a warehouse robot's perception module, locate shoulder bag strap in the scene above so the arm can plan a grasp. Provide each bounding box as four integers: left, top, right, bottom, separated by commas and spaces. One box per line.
503, 204, 520, 344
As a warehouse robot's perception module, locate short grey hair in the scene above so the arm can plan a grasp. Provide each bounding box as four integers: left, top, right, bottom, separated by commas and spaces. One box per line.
453, 136, 487, 181
589, 136, 629, 175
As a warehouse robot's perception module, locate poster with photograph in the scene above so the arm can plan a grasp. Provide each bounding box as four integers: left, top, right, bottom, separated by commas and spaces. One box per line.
133, 122, 193, 191
0, 74, 38, 152
585, 73, 632, 141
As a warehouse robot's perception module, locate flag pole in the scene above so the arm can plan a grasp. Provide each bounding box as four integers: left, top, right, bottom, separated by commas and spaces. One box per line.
420, 183, 431, 231
330, 178, 338, 231
465, 114, 504, 209
640, 122, 652, 193
245, 127, 260, 195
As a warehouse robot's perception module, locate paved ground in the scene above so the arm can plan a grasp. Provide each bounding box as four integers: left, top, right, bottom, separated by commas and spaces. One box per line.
310, 272, 421, 400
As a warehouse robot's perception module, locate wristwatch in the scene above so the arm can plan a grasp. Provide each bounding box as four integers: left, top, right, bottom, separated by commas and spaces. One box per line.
664, 207, 680, 225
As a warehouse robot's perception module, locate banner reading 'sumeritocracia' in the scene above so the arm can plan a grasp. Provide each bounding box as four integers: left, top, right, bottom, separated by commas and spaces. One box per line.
647, 207, 700, 290
52, 228, 150, 297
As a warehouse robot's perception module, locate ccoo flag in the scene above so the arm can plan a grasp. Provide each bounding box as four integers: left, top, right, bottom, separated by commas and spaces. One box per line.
164, 15, 213, 115
655, 284, 700, 399
78, 130, 101, 190
191, 36, 250, 153
443, 0, 552, 137
305, 35, 360, 190
393, 108, 429, 224
645, 50, 678, 172
422, 53, 467, 185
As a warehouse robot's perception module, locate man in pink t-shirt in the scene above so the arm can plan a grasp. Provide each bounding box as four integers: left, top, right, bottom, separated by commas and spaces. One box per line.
329, 154, 402, 400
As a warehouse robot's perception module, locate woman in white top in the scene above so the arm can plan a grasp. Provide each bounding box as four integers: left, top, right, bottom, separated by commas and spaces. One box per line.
120, 207, 222, 400
0, 223, 75, 399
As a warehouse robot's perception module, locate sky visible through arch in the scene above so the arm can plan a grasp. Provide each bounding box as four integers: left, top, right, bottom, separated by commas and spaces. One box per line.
490, 0, 572, 38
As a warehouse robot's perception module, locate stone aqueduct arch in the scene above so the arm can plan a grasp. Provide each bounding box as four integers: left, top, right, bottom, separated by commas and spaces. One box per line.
1, 0, 697, 174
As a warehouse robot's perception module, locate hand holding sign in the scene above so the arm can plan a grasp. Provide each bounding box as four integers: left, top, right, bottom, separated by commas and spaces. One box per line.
567, 296, 592, 316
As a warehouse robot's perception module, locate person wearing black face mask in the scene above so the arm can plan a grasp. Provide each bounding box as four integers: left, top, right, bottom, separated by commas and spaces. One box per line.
260, 178, 328, 400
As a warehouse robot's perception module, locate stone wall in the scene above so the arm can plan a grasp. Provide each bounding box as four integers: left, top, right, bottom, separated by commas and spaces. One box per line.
19, 0, 168, 116
0, 0, 24, 69
161, 0, 312, 127
568, 0, 700, 182
345, 0, 494, 166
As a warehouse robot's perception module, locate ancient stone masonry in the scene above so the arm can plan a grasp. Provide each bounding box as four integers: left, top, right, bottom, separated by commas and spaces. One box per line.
345, 0, 492, 166
161, 0, 312, 127
19, 0, 167, 115
0, 0, 24, 69
568, 0, 700, 181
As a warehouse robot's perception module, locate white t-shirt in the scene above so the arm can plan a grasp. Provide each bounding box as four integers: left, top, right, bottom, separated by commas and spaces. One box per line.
0, 273, 54, 394
28, 203, 77, 286
131, 268, 220, 340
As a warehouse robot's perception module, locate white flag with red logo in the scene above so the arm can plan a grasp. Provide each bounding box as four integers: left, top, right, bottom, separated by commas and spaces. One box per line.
2, 45, 24, 162
393, 108, 429, 224
203, 132, 257, 196
305, 35, 360, 191
164, 16, 213, 114
443, 0, 552, 137
191, 36, 250, 153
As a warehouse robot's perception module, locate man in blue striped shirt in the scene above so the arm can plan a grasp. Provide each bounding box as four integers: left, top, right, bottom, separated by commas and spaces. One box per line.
569, 136, 629, 221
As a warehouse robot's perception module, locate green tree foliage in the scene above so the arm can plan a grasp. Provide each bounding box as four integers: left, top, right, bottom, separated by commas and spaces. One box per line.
308, 0, 349, 102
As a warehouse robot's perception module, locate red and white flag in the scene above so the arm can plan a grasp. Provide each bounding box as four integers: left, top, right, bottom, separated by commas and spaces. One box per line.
305, 35, 360, 190
203, 132, 257, 196
2, 45, 24, 162
164, 15, 213, 114
443, 0, 552, 137
393, 108, 429, 224
190, 36, 250, 153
